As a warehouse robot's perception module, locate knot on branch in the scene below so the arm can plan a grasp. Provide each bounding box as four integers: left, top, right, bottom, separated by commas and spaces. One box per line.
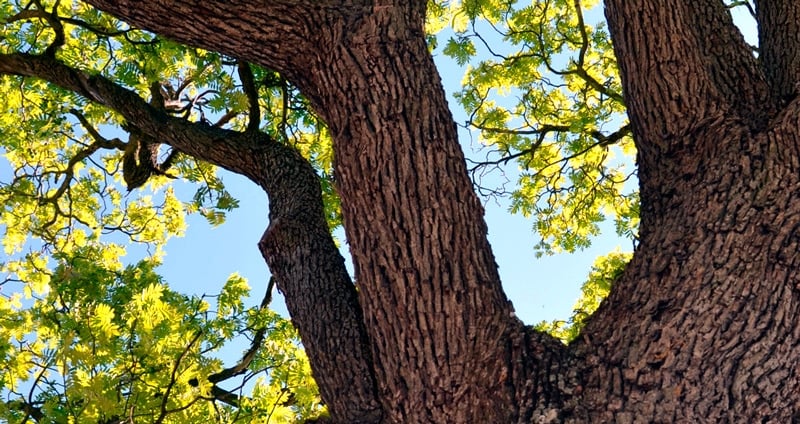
122, 128, 178, 191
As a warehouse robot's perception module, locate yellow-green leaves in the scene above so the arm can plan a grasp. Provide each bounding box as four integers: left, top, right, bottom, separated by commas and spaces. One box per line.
0, 248, 324, 423
436, 0, 637, 255
219, 273, 249, 317
1, 2, 332, 421
90, 303, 121, 338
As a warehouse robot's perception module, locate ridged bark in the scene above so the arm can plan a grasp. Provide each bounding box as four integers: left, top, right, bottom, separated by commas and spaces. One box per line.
757, 0, 800, 102
571, 1, 800, 421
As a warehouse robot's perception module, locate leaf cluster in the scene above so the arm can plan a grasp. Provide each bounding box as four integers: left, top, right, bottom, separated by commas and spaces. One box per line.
1, 1, 335, 422
430, 0, 639, 255
0, 246, 324, 423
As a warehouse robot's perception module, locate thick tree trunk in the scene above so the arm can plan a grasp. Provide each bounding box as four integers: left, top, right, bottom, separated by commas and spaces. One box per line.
305, 6, 524, 422
569, 1, 800, 421
79, 2, 574, 422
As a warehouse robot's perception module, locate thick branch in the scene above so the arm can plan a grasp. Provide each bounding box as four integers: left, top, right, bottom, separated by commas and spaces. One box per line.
0, 52, 265, 180
685, 0, 773, 128
82, 1, 359, 86
604, 0, 770, 145
756, 0, 800, 103
237, 62, 261, 132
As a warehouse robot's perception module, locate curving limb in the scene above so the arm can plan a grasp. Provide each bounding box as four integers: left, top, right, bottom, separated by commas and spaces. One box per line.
0, 50, 382, 421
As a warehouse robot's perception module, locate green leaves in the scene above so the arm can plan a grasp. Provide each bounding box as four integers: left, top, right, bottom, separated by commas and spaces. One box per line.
433, 0, 637, 255
1, 1, 329, 421
0, 247, 324, 423
443, 37, 477, 66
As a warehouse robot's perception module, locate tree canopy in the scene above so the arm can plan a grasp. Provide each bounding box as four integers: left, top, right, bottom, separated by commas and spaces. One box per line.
1, 1, 334, 421
3, 0, 790, 422
0, 0, 635, 420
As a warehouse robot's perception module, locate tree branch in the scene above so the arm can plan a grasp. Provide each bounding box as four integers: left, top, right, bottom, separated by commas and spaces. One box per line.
155, 331, 202, 424
237, 61, 261, 133
604, 0, 770, 146
686, 0, 773, 129
189, 277, 275, 393
30, 0, 66, 57
0, 49, 382, 421
756, 0, 800, 103
82, 0, 353, 85
5, 399, 45, 423
0, 52, 262, 179
39, 109, 126, 201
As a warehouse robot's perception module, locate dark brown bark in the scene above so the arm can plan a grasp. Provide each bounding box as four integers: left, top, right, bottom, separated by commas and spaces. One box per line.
569, 0, 800, 421
756, 0, 800, 103
310, 6, 515, 421
12, 0, 800, 421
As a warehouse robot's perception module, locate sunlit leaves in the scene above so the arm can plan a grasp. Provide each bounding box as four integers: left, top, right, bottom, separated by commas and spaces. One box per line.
444, 36, 477, 66
1, 1, 328, 421
218, 274, 249, 318
434, 0, 637, 254
0, 247, 324, 423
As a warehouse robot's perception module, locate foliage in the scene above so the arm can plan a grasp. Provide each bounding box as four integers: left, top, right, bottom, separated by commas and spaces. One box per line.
429, 0, 638, 255
0, 0, 330, 421
429, 0, 639, 343
0, 247, 322, 423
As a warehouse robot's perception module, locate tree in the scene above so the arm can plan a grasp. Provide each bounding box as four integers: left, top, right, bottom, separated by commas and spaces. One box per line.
2, 0, 797, 423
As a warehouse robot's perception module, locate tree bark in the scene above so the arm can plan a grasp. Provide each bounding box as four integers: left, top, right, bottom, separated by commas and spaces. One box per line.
570, 1, 800, 421
22, 0, 800, 421
757, 0, 800, 102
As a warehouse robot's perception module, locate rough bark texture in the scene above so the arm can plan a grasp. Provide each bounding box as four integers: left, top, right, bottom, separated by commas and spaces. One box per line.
307, 6, 526, 422
75, 2, 577, 422
8, 0, 800, 421
573, 0, 800, 421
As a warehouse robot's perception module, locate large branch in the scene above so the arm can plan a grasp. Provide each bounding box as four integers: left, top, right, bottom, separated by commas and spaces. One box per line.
0, 52, 258, 177
687, 0, 773, 128
603, 0, 771, 147
81, 1, 432, 111
756, 0, 800, 103
0, 52, 382, 422
82, 0, 366, 89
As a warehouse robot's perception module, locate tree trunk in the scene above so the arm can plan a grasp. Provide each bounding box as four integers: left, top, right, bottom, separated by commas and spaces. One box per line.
303, 6, 525, 422
73, 0, 800, 422
570, 1, 800, 421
